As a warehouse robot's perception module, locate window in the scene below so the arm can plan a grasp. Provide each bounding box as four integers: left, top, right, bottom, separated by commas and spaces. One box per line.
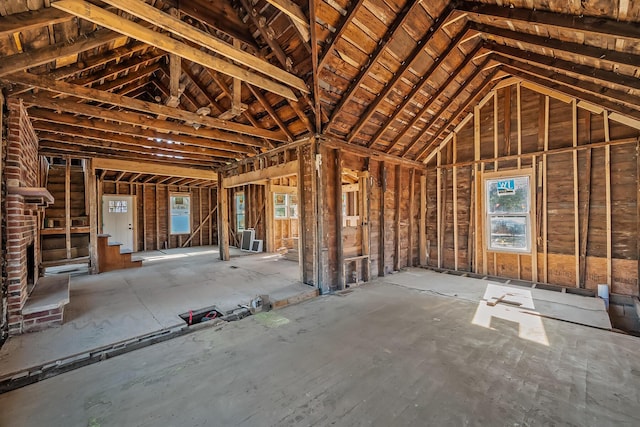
236, 192, 245, 231
485, 175, 531, 253
274, 193, 298, 219
169, 193, 191, 235
108, 200, 128, 213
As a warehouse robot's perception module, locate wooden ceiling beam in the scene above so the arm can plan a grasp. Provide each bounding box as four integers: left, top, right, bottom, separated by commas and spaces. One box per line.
247, 84, 295, 142
238, 0, 318, 131
91, 62, 161, 93
68, 51, 163, 87
32, 122, 241, 159
472, 23, 640, 71
101, 0, 308, 94
318, 0, 366, 71
383, 44, 485, 154
39, 138, 216, 165
265, 0, 310, 42
5, 72, 287, 141
458, 1, 640, 43
414, 67, 502, 162
328, 0, 428, 131
180, 63, 226, 116
357, 24, 476, 147
20, 94, 268, 148
47, 42, 150, 82
37, 132, 222, 163
206, 69, 275, 148
172, 0, 258, 50
404, 65, 500, 159
0, 7, 72, 38
499, 63, 640, 123
489, 44, 640, 94
52, 0, 298, 101
0, 28, 121, 77
238, 0, 292, 72
41, 146, 216, 169
29, 108, 254, 154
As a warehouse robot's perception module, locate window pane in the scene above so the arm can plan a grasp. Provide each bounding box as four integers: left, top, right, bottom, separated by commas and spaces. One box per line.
170, 194, 191, 234
486, 176, 529, 214
489, 216, 528, 251
274, 207, 287, 218
237, 214, 245, 231
236, 193, 245, 213
289, 205, 298, 218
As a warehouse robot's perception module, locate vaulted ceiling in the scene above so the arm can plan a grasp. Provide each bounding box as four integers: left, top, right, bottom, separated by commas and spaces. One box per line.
0, 0, 639, 170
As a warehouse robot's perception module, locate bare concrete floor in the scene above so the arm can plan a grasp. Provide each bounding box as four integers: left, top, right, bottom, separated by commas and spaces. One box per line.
1, 281, 638, 426
0, 246, 309, 376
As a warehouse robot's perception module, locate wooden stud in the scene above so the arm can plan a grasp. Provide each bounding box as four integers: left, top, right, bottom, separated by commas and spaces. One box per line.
473, 105, 482, 274
142, 184, 147, 251
155, 184, 160, 250
87, 159, 98, 273
65, 157, 71, 260
494, 91, 499, 170
379, 162, 386, 276
408, 168, 415, 267
543, 96, 549, 283
579, 114, 593, 289
572, 100, 580, 287
453, 134, 459, 271
531, 156, 538, 283
359, 170, 371, 282
436, 152, 442, 269
480, 163, 487, 276
604, 112, 612, 286
335, 149, 344, 288
419, 174, 427, 266
297, 146, 306, 282
394, 164, 402, 272
199, 187, 203, 247
517, 83, 522, 168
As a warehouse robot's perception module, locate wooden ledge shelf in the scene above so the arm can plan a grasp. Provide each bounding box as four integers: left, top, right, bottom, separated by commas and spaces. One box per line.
41, 226, 90, 235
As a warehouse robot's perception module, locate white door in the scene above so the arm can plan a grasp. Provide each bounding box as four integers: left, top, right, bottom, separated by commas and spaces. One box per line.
102, 195, 136, 251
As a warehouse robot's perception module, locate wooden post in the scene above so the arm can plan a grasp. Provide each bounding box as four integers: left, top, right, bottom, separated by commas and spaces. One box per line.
155, 184, 160, 250
97, 175, 103, 235
87, 159, 98, 273
312, 140, 322, 289
453, 134, 459, 271
493, 91, 498, 170
517, 83, 522, 169
394, 164, 401, 271
359, 170, 371, 281
419, 174, 427, 266
297, 146, 306, 282
572, 100, 580, 287
265, 181, 274, 252
198, 187, 203, 247
436, 152, 442, 269
208, 187, 213, 245
579, 113, 593, 288
531, 156, 538, 283
65, 157, 71, 260
217, 174, 230, 261
408, 168, 415, 267
543, 96, 549, 283
141, 184, 147, 251
379, 161, 386, 276
473, 105, 481, 274
604, 112, 612, 286
335, 149, 344, 288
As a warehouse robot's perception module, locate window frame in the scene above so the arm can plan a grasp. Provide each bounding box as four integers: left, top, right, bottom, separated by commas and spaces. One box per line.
483, 170, 534, 254
169, 192, 191, 235
273, 193, 298, 220
235, 192, 246, 232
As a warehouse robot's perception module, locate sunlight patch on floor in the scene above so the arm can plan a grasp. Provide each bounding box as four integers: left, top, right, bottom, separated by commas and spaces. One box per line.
472, 283, 549, 346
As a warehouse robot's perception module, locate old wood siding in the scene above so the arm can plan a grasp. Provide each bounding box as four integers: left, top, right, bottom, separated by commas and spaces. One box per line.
426, 83, 639, 295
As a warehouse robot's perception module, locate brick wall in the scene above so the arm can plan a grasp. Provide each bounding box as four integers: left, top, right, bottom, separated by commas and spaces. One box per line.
4, 98, 41, 335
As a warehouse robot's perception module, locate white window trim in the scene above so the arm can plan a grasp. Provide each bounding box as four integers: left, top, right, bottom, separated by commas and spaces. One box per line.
483, 169, 534, 255
169, 192, 191, 235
